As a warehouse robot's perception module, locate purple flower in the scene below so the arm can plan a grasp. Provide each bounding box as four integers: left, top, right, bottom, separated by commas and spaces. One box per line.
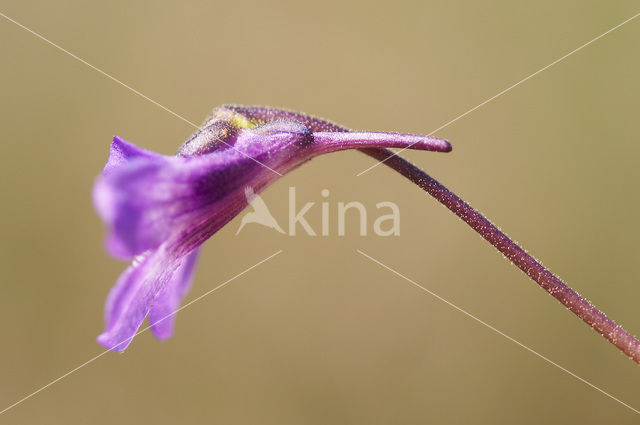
94, 105, 451, 351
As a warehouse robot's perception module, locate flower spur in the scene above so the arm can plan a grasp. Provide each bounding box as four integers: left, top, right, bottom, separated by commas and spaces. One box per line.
94, 105, 451, 351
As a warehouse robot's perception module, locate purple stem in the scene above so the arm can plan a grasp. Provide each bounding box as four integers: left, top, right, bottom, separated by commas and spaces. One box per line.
222, 105, 640, 363
361, 147, 640, 364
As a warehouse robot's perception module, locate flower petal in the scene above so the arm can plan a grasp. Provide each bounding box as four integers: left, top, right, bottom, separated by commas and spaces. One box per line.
148, 247, 201, 340
101, 251, 151, 332
103, 136, 163, 175
97, 246, 186, 351
94, 154, 219, 259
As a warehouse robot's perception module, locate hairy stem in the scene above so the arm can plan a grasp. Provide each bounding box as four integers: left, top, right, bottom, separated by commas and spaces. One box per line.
361, 147, 640, 364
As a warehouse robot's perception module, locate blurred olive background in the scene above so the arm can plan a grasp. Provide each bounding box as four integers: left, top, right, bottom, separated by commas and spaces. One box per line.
1, 1, 639, 424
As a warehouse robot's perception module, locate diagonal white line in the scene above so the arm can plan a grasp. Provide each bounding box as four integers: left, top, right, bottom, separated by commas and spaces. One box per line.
356, 249, 640, 415
0, 11, 283, 177
0, 12, 197, 129
357, 11, 640, 176
0, 249, 283, 416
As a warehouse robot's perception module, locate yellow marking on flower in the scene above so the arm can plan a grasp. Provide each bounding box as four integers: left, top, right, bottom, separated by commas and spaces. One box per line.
204, 107, 264, 130
230, 114, 262, 130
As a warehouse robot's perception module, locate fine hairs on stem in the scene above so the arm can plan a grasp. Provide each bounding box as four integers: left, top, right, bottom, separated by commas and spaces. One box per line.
361, 147, 640, 364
